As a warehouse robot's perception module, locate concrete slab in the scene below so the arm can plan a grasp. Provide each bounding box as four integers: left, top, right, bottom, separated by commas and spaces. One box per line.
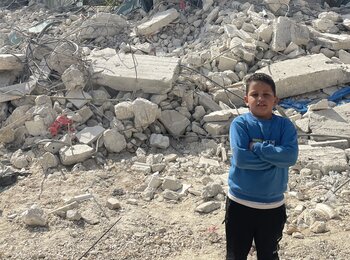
0, 54, 25, 71
76, 125, 105, 144
296, 145, 349, 174
136, 8, 179, 35
315, 33, 350, 50
0, 81, 36, 103
257, 54, 350, 98
159, 110, 190, 136
309, 139, 349, 149
66, 89, 92, 109
90, 48, 179, 94
59, 144, 94, 166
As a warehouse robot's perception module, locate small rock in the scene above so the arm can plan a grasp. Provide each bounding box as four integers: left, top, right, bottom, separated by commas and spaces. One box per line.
310, 221, 327, 233
66, 210, 81, 221
162, 189, 181, 201
150, 134, 169, 149
22, 205, 46, 227
106, 198, 121, 210
162, 177, 183, 191
195, 201, 221, 213
292, 232, 304, 239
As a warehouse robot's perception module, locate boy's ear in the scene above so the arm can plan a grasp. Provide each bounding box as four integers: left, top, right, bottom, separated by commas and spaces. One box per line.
274, 97, 280, 105
244, 95, 249, 106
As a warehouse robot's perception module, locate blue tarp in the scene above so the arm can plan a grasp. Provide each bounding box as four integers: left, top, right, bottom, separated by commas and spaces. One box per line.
279, 86, 350, 114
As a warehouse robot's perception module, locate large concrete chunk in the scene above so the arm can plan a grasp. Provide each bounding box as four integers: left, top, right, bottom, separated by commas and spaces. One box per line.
90, 49, 179, 94
76, 125, 105, 144
296, 145, 349, 174
59, 144, 94, 166
315, 33, 350, 50
79, 12, 127, 39
136, 8, 179, 35
0, 54, 25, 71
159, 110, 190, 136
257, 54, 350, 98
0, 81, 36, 103
271, 17, 309, 52
132, 98, 159, 128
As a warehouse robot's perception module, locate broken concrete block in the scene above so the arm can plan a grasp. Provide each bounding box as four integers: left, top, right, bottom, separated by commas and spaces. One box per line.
150, 133, 169, 149
159, 110, 190, 136
203, 110, 235, 122
192, 106, 206, 121
197, 91, 221, 112
10, 149, 31, 169
131, 162, 152, 173
103, 129, 126, 153
148, 174, 163, 189
199, 157, 220, 167
162, 177, 182, 191
315, 33, 350, 50
0, 54, 25, 71
47, 42, 81, 74
264, 0, 290, 13
202, 183, 223, 199
319, 11, 341, 22
79, 12, 127, 39
25, 117, 47, 136
136, 8, 179, 35
62, 65, 86, 90
106, 198, 121, 210
76, 125, 105, 144
308, 99, 329, 111
59, 145, 94, 166
132, 98, 159, 128
76, 106, 93, 124
191, 122, 208, 135
296, 145, 349, 174
213, 87, 245, 107
257, 54, 350, 98
22, 205, 46, 227
256, 24, 273, 43
309, 139, 349, 149
271, 17, 309, 52
90, 49, 179, 94
313, 18, 336, 33
204, 122, 230, 135
66, 89, 92, 109
66, 210, 81, 221
339, 50, 350, 64
114, 101, 134, 120
40, 152, 58, 171
195, 201, 221, 213
0, 81, 36, 103
218, 56, 238, 71
162, 189, 180, 201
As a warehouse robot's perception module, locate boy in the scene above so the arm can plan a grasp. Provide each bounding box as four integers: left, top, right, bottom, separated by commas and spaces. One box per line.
225, 73, 298, 260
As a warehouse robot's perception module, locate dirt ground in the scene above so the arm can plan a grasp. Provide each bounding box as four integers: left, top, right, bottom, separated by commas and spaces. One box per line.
1, 143, 350, 260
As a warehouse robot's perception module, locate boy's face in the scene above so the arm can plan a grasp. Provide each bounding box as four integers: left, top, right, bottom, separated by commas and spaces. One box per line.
244, 80, 278, 120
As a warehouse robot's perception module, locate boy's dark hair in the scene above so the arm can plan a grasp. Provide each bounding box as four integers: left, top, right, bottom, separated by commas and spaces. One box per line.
244, 73, 276, 96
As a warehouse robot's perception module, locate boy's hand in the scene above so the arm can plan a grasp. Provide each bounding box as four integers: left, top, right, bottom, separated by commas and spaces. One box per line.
249, 142, 255, 151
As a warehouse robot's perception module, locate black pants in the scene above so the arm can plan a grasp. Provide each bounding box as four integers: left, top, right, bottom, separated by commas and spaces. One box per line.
225, 198, 286, 260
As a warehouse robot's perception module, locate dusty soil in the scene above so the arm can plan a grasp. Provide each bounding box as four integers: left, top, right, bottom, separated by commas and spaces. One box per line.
1, 143, 350, 260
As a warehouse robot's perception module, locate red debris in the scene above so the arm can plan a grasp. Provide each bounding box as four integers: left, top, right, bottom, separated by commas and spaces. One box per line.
179, 0, 186, 10
49, 115, 74, 137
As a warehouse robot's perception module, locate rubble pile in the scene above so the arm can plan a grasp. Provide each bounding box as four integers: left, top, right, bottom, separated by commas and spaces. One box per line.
0, 1, 350, 258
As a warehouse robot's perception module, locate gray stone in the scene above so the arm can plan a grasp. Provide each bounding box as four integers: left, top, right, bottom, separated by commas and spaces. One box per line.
22, 205, 46, 227
106, 198, 121, 210
162, 189, 181, 201
256, 24, 273, 43
136, 8, 179, 35
159, 110, 190, 136
199, 157, 220, 167
264, 0, 290, 13
40, 152, 58, 171
339, 50, 350, 64
203, 110, 235, 122
10, 150, 31, 169
257, 54, 350, 98
90, 48, 179, 94
296, 145, 349, 174
191, 122, 207, 135
148, 174, 163, 189
79, 12, 127, 39
76, 125, 105, 145
197, 91, 221, 112
192, 106, 206, 121
114, 101, 134, 120
204, 122, 230, 135
162, 177, 182, 191
195, 201, 221, 213
103, 129, 127, 153
47, 42, 81, 74
0, 54, 25, 71
150, 133, 169, 149
132, 98, 159, 128
0, 81, 36, 103
315, 33, 350, 50
66, 89, 92, 109
202, 183, 223, 199
59, 144, 94, 166
66, 210, 81, 221
309, 140, 349, 149
62, 65, 86, 90
131, 162, 152, 173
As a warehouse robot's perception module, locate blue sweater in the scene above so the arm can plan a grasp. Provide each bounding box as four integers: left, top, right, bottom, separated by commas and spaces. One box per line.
228, 112, 298, 203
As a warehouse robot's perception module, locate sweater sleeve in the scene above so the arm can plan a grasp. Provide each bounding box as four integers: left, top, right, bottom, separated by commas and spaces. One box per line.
230, 118, 274, 170
252, 119, 298, 168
